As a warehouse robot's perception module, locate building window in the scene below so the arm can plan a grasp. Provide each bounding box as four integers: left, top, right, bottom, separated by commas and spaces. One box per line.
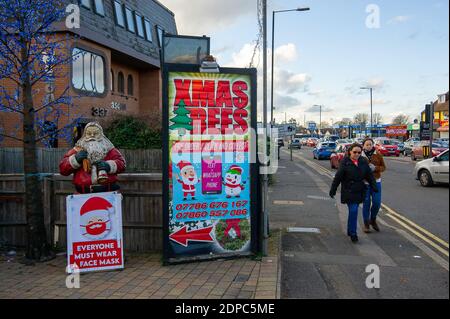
111, 69, 114, 92
127, 75, 134, 96
113, 1, 125, 27
80, 0, 91, 9
135, 13, 145, 38
117, 72, 125, 94
93, 0, 105, 16
125, 7, 135, 33
72, 48, 105, 95
156, 25, 164, 47
144, 19, 153, 42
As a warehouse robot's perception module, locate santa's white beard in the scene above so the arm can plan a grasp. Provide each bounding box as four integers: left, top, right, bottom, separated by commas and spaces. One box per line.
77, 138, 113, 163
182, 176, 198, 186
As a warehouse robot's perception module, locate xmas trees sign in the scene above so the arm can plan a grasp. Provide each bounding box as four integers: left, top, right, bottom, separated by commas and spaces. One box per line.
163, 66, 259, 264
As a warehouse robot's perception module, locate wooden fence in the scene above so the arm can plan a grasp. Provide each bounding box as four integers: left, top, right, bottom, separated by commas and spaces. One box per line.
0, 148, 162, 174
0, 174, 163, 252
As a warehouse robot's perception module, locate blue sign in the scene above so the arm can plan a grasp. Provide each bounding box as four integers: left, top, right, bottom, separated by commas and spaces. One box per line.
308, 123, 317, 130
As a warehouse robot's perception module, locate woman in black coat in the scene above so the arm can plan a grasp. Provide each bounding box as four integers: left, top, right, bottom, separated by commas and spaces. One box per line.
329, 143, 378, 242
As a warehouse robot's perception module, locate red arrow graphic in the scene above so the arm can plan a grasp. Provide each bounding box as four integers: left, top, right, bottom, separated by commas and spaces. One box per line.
169, 226, 214, 247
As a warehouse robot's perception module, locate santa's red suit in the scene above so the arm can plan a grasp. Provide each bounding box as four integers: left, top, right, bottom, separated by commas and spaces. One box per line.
177, 179, 196, 198
59, 148, 126, 191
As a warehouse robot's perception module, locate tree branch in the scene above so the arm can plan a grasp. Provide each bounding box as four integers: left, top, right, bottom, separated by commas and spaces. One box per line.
0, 133, 24, 142
34, 119, 78, 143
34, 86, 70, 113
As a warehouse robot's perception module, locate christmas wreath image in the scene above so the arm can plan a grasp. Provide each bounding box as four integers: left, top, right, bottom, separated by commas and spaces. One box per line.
215, 218, 250, 251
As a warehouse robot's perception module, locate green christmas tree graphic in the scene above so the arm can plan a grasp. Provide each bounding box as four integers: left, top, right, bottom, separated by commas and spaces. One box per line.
169, 99, 193, 135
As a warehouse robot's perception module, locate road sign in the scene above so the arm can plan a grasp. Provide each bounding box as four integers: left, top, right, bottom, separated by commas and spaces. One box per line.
308, 122, 317, 131
275, 124, 296, 137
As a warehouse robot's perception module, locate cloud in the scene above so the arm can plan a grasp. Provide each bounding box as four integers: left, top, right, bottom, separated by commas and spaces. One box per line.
275, 69, 311, 94
274, 43, 298, 63
387, 15, 412, 24
160, 0, 255, 35
274, 94, 302, 111
304, 105, 334, 113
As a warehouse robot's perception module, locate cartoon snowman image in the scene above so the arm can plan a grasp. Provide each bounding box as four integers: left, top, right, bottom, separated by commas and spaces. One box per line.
223, 165, 245, 198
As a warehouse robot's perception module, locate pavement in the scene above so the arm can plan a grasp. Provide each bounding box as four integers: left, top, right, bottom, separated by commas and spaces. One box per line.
268, 148, 449, 299
0, 237, 280, 299
1, 146, 448, 299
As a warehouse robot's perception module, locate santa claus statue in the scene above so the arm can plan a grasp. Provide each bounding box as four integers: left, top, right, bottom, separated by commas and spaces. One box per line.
174, 160, 199, 201
59, 122, 126, 194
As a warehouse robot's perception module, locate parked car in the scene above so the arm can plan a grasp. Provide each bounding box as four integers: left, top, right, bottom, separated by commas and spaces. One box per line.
411, 141, 448, 161
306, 138, 319, 147
404, 139, 420, 156
436, 138, 449, 145
288, 138, 302, 149
391, 140, 405, 154
374, 139, 400, 157
277, 138, 285, 147
414, 149, 449, 187
330, 143, 352, 169
324, 135, 340, 142
313, 142, 337, 160
336, 139, 352, 145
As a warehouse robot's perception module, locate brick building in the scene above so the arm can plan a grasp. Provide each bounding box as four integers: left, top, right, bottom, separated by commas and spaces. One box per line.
421, 91, 449, 139
0, 0, 177, 147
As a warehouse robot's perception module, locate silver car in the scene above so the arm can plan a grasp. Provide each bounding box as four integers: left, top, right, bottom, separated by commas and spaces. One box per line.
413, 149, 449, 187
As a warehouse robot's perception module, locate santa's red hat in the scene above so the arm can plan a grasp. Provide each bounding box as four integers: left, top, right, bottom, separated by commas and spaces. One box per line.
177, 160, 193, 173
80, 197, 113, 217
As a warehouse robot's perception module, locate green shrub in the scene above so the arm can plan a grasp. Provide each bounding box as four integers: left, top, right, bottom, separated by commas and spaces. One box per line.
104, 115, 161, 149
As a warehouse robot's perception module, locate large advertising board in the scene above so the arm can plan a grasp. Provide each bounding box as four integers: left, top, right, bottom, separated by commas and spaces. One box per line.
162, 65, 259, 263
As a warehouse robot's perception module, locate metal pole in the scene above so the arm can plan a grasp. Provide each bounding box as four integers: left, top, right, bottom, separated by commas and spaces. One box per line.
319, 105, 322, 136
270, 10, 275, 126
262, 0, 268, 256
430, 101, 434, 157
370, 88, 373, 137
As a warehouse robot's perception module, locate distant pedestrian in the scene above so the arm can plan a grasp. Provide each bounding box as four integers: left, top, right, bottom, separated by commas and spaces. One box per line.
329, 143, 378, 243
361, 138, 386, 233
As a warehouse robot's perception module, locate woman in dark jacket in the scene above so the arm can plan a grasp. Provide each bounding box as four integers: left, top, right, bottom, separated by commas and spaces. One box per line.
329, 143, 378, 243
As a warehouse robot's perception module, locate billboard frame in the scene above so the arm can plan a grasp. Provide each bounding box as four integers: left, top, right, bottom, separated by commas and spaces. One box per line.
162, 63, 260, 265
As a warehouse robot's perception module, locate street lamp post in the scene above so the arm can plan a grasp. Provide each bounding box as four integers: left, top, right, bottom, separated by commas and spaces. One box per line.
313, 104, 323, 137
271, 7, 310, 126
361, 87, 373, 137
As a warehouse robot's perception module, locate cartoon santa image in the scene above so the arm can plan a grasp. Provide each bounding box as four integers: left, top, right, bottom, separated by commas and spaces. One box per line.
175, 160, 200, 201
223, 165, 245, 198
79, 197, 113, 240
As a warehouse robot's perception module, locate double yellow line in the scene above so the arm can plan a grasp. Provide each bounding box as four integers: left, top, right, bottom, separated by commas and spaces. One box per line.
289, 149, 450, 258
382, 204, 449, 257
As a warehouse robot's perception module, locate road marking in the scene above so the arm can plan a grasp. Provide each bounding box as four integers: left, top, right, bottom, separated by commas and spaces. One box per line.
385, 213, 449, 257
307, 195, 334, 201
287, 149, 450, 261
273, 200, 304, 206
287, 227, 321, 233
382, 204, 449, 249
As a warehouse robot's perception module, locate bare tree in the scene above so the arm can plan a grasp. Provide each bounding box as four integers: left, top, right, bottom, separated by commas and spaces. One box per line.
353, 113, 369, 126
0, 0, 80, 262
373, 113, 383, 125
392, 114, 410, 125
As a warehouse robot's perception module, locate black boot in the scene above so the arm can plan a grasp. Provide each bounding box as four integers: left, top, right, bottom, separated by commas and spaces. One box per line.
350, 235, 359, 243
371, 219, 380, 232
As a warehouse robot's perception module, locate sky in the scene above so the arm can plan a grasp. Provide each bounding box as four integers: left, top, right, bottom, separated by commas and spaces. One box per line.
160, 0, 449, 125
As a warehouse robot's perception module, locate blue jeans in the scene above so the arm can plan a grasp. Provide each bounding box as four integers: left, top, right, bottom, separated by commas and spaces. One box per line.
347, 203, 359, 237
363, 182, 382, 223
